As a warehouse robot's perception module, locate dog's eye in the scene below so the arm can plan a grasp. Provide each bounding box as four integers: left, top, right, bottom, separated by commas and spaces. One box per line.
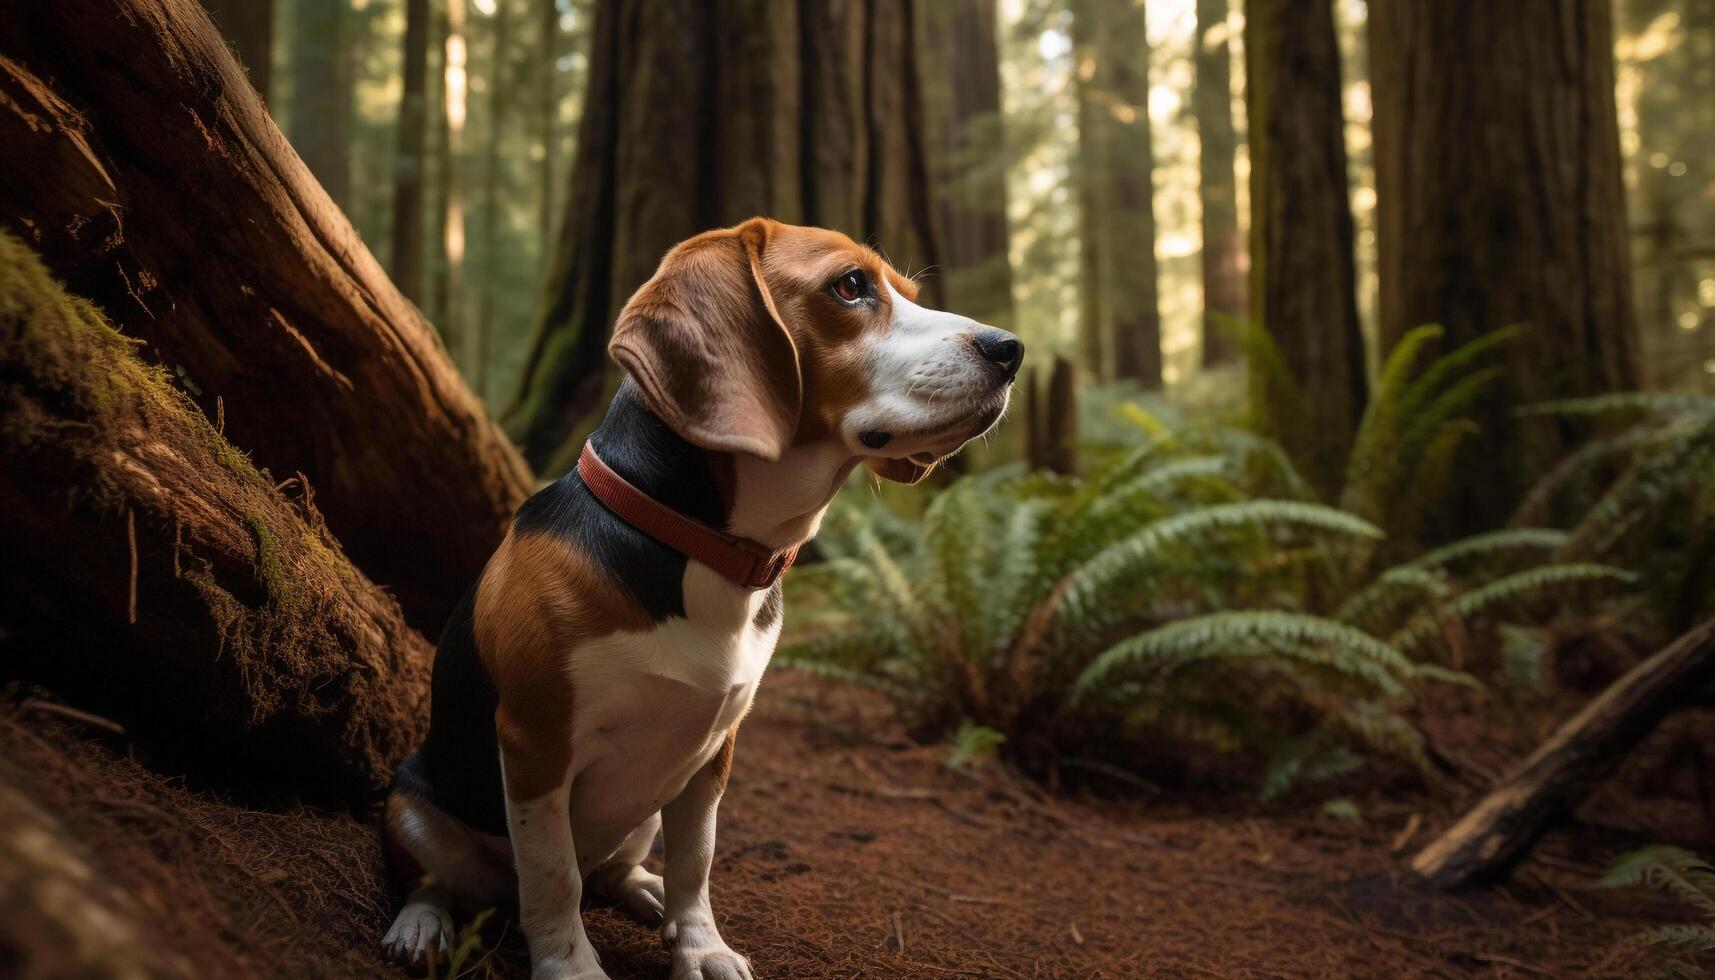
831, 269, 869, 304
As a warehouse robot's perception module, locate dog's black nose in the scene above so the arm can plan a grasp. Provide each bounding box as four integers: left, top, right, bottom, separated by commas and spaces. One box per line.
974, 328, 1024, 381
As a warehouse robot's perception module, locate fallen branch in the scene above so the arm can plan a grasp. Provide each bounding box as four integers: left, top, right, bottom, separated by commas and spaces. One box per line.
1411, 616, 1715, 889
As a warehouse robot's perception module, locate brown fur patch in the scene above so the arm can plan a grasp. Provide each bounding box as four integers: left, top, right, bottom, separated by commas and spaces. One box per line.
474, 530, 653, 802
709, 729, 738, 792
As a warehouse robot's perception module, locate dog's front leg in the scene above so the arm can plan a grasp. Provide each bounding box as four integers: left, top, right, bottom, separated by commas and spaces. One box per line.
501, 717, 607, 980
661, 733, 751, 980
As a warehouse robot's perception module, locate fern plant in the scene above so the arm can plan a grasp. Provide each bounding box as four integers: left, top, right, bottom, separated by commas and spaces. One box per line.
1516, 391, 1715, 633
1601, 845, 1715, 976
783, 406, 1633, 799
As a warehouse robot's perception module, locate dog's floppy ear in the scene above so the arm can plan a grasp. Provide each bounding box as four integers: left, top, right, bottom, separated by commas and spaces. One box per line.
609, 220, 802, 460
866, 456, 937, 485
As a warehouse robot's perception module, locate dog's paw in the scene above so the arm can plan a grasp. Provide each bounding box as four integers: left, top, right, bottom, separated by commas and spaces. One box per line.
665, 922, 753, 980
380, 901, 452, 976
593, 862, 666, 925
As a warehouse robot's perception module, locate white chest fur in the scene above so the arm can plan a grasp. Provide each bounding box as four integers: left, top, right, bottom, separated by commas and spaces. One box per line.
563, 561, 780, 869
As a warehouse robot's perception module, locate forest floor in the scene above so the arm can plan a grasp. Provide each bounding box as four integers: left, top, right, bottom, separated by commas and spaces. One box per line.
1, 670, 1702, 979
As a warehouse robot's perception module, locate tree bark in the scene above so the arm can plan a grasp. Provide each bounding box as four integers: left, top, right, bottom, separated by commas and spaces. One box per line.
441, 0, 470, 370
506, 0, 947, 472
474, 0, 513, 399
199, 0, 272, 99
0, 232, 431, 799
1368, 0, 1640, 528
0, 1, 532, 633
537, 0, 560, 249
1195, 0, 1243, 366
1070, 0, 1163, 388
1412, 616, 1715, 889
1244, 0, 1367, 497
390, 0, 431, 303
917, 0, 1016, 332
287, 0, 349, 209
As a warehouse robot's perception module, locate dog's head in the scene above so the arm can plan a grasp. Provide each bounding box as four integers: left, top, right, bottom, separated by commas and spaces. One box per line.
609, 218, 1023, 484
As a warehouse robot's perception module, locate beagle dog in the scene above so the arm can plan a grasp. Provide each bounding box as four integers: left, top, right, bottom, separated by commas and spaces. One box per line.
380, 218, 1022, 980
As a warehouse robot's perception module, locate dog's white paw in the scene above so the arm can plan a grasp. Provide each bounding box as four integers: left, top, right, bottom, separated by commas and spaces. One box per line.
593, 862, 666, 925
665, 920, 753, 980
380, 899, 451, 975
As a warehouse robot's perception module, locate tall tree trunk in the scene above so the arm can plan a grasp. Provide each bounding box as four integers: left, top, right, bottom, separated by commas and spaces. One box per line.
505, 0, 947, 473
474, 0, 512, 399
0, 0, 532, 633
1244, 0, 1366, 497
442, 0, 469, 369
390, 0, 431, 303
1195, 0, 1243, 366
1369, 0, 1640, 527
1071, 0, 1163, 388
0, 231, 429, 800
288, 0, 349, 209
199, 0, 272, 98
917, 0, 1015, 332
537, 0, 560, 249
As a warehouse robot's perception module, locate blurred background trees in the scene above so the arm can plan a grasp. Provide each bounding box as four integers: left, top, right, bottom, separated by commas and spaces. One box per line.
221, 0, 1713, 507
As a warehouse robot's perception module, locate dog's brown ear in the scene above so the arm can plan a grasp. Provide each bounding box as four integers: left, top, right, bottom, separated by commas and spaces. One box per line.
866, 456, 937, 485
609, 220, 802, 460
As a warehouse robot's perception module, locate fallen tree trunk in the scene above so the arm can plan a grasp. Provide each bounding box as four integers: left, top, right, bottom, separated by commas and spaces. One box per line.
0, 0, 532, 631
1412, 616, 1715, 889
0, 231, 430, 799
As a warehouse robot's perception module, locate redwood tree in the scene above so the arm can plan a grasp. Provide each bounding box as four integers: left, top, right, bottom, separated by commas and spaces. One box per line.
920, 0, 1016, 333
1195, 0, 1243, 366
506, 0, 952, 472
1244, 0, 1367, 496
1369, 0, 1641, 525
288, 0, 350, 208
390, 0, 431, 302
1070, 0, 1163, 387
0, 0, 532, 631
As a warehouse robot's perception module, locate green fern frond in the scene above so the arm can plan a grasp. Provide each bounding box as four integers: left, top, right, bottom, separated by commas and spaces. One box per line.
1498, 625, 1549, 687
1335, 566, 1450, 630
1261, 735, 1363, 801
1519, 392, 1715, 419
1408, 528, 1569, 570
1075, 611, 1413, 699
1396, 323, 1525, 424
1641, 925, 1715, 951
1341, 324, 1444, 517
1563, 419, 1715, 558
1394, 563, 1635, 656
1602, 846, 1715, 918
1057, 502, 1384, 638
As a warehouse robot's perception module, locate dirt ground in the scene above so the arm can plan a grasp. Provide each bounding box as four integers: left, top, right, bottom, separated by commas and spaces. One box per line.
0, 671, 1694, 979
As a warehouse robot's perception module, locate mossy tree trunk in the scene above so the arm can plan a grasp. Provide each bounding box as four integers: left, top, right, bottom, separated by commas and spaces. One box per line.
1071, 0, 1164, 388
1369, 0, 1640, 529
1195, 0, 1243, 366
0, 0, 532, 633
506, 0, 951, 473
0, 233, 430, 800
1244, 0, 1367, 497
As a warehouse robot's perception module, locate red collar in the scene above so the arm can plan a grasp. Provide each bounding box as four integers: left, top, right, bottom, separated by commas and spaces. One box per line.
578, 442, 799, 591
